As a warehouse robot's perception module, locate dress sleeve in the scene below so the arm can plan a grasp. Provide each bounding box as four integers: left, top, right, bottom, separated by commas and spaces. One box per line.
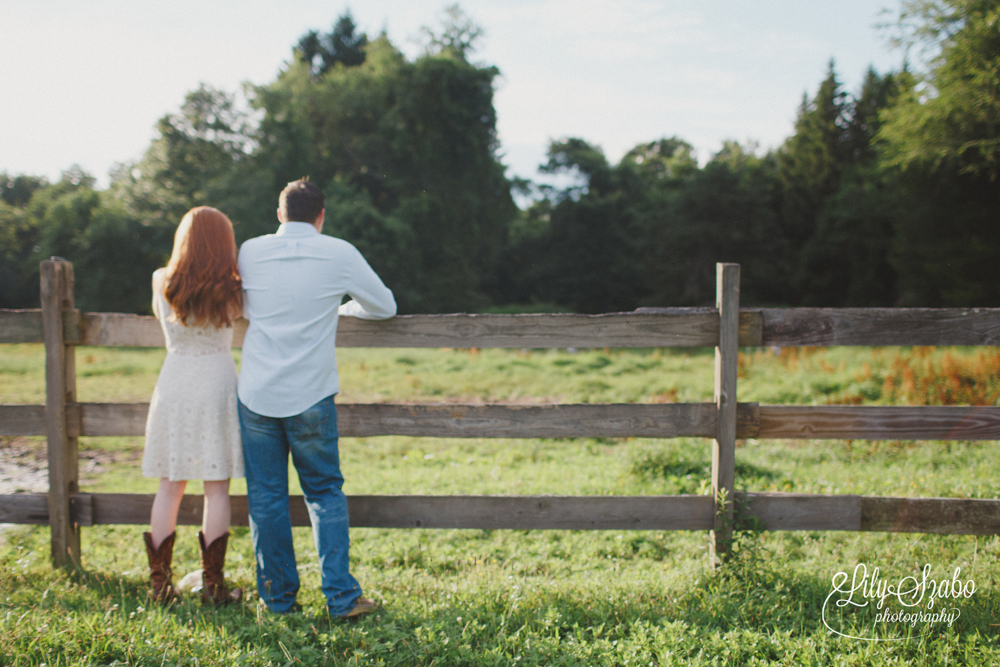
151, 270, 164, 321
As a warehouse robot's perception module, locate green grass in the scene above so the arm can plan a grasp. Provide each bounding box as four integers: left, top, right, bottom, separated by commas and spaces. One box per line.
2, 344, 1000, 665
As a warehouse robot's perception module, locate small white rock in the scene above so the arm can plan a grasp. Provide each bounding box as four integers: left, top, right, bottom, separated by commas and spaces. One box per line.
176, 569, 204, 594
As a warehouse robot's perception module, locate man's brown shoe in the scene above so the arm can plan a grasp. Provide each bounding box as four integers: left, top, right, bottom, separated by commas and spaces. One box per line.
343, 597, 377, 618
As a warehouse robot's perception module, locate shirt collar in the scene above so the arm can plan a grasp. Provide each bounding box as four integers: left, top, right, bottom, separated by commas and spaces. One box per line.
276, 222, 319, 236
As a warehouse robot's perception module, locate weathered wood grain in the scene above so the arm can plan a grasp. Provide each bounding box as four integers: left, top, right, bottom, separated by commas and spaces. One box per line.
0, 404, 46, 436
630, 308, 762, 346
9, 307, 1000, 348
79, 403, 149, 437
346, 495, 716, 530
712, 264, 740, 562
337, 312, 729, 348
77, 312, 165, 347
83, 493, 718, 530
738, 492, 862, 531
733, 493, 1000, 534
339, 403, 723, 438
88, 493, 246, 527
860, 496, 1000, 534
739, 494, 1000, 534
1, 402, 760, 439
0, 309, 43, 343
71, 493, 93, 527
761, 308, 1000, 346
0, 494, 50, 524
75, 311, 246, 347
41, 259, 80, 566
3, 494, 96, 526
68, 310, 747, 348
757, 405, 1000, 440
4, 492, 998, 534
9, 403, 998, 441
62, 309, 81, 344
338, 402, 761, 439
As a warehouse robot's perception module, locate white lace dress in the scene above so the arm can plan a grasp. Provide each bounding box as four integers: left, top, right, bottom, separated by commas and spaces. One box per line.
142, 268, 244, 481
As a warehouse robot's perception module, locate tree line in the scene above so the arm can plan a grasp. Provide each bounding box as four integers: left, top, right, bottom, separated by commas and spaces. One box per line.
2, 1, 997, 315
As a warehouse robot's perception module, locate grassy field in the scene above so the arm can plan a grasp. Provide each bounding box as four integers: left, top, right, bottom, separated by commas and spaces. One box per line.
2, 344, 1000, 665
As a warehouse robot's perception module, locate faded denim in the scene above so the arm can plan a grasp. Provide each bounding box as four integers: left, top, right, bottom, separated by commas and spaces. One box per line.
238, 394, 361, 615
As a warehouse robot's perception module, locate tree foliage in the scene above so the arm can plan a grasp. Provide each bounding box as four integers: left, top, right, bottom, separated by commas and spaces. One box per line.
881, 0, 1000, 178
3, 5, 999, 313
496, 60, 905, 314
420, 4, 485, 61
791, 66, 903, 306
254, 28, 514, 312
297, 11, 369, 77
879, 0, 1000, 305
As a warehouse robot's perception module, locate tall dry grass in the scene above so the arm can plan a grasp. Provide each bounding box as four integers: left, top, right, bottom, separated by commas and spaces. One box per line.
841, 347, 1000, 406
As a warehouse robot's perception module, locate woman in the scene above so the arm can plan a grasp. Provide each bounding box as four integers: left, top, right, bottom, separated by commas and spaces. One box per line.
142, 206, 244, 605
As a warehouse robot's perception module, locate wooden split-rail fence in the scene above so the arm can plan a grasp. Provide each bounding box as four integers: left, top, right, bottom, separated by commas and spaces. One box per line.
2, 259, 1000, 568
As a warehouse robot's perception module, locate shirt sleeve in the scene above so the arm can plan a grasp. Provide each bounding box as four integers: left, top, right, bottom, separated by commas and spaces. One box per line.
236, 243, 250, 320
338, 246, 397, 320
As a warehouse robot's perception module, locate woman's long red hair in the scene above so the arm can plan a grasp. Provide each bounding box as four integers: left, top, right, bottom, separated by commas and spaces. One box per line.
164, 207, 242, 328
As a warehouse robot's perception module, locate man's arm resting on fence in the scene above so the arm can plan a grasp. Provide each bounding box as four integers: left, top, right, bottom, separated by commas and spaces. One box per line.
337, 245, 396, 320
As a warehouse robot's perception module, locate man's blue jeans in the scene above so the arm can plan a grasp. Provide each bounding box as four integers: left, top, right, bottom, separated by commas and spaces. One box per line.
238, 394, 361, 615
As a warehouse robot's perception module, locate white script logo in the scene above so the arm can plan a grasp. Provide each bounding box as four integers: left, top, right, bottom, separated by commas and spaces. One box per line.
822, 563, 974, 641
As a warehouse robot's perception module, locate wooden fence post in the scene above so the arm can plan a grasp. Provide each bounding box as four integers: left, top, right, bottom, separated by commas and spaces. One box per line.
41, 258, 80, 567
711, 263, 739, 566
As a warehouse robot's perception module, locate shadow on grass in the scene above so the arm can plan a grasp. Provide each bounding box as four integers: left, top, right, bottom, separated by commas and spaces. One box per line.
4, 525, 1000, 666
630, 445, 794, 494
343, 552, 1000, 665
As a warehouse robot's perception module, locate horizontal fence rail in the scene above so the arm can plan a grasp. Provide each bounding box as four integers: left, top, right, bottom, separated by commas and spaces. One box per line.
5, 260, 1000, 569
759, 308, 1000, 346
1, 309, 763, 348
5, 402, 999, 440
757, 405, 1000, 440
5, 307, 1000, 348
0, 402, 760, 439
3, 492, 999, 535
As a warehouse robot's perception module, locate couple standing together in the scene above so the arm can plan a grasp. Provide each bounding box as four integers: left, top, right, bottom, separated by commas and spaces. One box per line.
140, 179, 396, 618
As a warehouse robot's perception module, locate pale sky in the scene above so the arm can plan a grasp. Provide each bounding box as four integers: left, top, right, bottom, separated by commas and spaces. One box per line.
1, 1, 903, 189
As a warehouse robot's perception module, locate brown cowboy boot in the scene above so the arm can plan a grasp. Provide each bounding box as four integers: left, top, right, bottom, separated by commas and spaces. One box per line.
198, 531, 243, 605
143, 531, 178, 604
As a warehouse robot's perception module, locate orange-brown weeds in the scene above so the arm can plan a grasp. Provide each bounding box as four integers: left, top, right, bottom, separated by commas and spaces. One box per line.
842, 348, 1000, 405
650, 387, 679, 403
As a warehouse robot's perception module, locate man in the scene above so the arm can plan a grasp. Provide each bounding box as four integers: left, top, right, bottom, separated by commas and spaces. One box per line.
237, 178, 396, 617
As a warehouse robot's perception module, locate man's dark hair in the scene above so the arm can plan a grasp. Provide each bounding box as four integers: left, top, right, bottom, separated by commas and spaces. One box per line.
279, 178, 326, 223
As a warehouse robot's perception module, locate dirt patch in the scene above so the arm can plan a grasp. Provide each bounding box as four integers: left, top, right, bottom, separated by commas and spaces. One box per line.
0, 437, 140, 541
0, 437, 49, 495
0, 436, 134, 495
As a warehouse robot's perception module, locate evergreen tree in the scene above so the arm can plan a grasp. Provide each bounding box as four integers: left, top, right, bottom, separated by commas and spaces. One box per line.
796, 68, 903, 306
845, 67, 901, 163
297, 11, 369, 77
880, 0, 1000, 305
776, 61, 849, 265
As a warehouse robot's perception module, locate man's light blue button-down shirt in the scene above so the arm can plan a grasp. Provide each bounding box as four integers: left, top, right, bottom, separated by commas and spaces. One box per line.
237, 222, 396, 418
